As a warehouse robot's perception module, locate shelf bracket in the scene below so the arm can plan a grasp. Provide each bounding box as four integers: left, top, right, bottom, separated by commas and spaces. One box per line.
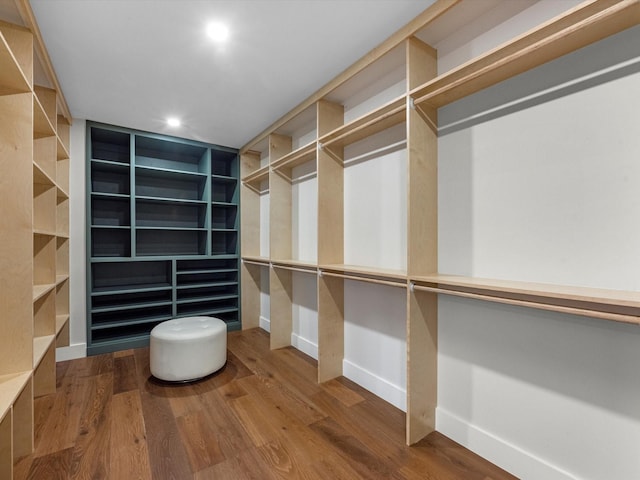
319, 143, 344, 165
410, 97, 437, 134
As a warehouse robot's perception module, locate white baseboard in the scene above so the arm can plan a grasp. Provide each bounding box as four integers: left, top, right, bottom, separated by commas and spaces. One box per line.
342, 359, 406, 411
259, 315, 270, 332
56, 343, 87, 362
436, 408, 577, 480
290, 333, 318, 360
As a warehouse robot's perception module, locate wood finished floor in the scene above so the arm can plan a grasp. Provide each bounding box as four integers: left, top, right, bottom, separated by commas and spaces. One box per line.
15, 328, 517, 479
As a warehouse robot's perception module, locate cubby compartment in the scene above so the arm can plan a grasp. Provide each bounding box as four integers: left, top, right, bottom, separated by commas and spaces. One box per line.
91, 160, 130, 195
135, 135, 208, 174
56, 237, 69, 277
92, 288, 172, 311
33, 288, 55, 337
325, 43, 406, 124
135, 168, 207, 201
136, 198, 207, 229
91, 196, 130, 226
211, 204, 238, 229
176, 284, 238, 302
212, 149, 238, 177
91, 127, 131, 163
211, 178, 238, 204
176, 269, 238, 287
91, 260, 172, 293
91, 227, 131, 257
211, 230, 238, 255
56, 194, 69, 237
56, 156, 70, 195
33, 182, 56, 234
33, 135, 56, 180
33, 234, 55, 287
136, 229, 207, 256
91, 318, 168, 345
176, 297, 238, 317
55, 279, 69, 335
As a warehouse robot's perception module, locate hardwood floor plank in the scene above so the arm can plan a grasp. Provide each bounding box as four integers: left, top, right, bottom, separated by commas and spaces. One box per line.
110, 390, 152, 480
197, 388, 256, 460
229, 393, 285, 447
176, 410, 225, 473
69, 372, 112, 480
257, 437, 311, 479
320, 378, 365, 407
194, 446, 279, 480
309, 416, 396, 478
24, 447, 73, 480
113, 355, 138, 394
237, 368, 326, 426
34, 359, 91, 455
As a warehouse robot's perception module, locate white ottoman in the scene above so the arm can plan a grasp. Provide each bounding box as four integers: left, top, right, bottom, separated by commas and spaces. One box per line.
150, 316, 227, 382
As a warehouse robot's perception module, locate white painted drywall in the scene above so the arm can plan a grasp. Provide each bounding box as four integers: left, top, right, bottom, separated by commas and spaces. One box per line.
56, 119, 87, 361
437, 23, 640, 480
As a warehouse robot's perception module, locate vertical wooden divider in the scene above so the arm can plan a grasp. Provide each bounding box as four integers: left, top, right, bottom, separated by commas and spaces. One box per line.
406, 36, 439, 444
268, 134, 293, 349
316, 100, 345, 382
240, 151, 262, 330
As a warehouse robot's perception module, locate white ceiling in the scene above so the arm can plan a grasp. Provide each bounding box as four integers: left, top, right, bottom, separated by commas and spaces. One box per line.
29, 0, 435, 148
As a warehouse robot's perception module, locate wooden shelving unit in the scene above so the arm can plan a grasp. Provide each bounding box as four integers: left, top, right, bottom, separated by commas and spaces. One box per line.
240, 0, 640, 448
0, 17, 71, 477
86, 122, 240, 354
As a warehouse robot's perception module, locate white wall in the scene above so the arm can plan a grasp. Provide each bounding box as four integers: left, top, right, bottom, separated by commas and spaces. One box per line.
436, 25, 640, 480
56, 119, 87, 361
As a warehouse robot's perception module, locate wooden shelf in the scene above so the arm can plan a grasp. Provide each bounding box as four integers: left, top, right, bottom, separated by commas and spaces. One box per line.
271, 259, 318, 274
320, 264, 407, 288
411, 0, 640, 108
0, 372, 31, 420
32, 161, 55, 186
0, 32, 30, 95
33, 95, 55, 139
411, 274, 640, 325
241, 165, 269, 191
32, 335, 54, 368
319, 96, 406, 152
56, 314, 70, 334
242, 255, 270, 266
56, 136, 69, 160
32, 284, 55, 303
270, 142, 316, 179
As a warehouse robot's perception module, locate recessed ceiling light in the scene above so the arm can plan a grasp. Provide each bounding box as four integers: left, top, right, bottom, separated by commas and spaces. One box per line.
167, 117, 181, 127
207, 22, 229, 43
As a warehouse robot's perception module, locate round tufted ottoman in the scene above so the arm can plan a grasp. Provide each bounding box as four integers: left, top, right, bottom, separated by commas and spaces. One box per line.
150, 316, 227, 382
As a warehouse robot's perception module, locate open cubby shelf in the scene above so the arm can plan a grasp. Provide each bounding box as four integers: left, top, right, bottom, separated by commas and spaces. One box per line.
87, 122, 239, 354
1, 20, 71, 474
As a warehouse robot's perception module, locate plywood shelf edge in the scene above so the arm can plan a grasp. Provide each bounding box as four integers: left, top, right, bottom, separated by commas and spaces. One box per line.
319, 96, 406, 151
33, 335, 54, 368
270, 142, 316, 174
411, 274, 640, 325
0, 30, 31, 95
0, 372, 31, 420
410, 0, 640, 108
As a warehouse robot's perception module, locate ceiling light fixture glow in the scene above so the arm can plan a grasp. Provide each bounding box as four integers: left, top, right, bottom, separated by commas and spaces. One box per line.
207, 22, 229, 43
167, 117, 181, 127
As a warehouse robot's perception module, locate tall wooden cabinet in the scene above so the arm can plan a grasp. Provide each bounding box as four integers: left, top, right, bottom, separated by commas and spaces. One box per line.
240, 0, 640, 446
0, 20, 70, 478
86, 122, 240, 355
